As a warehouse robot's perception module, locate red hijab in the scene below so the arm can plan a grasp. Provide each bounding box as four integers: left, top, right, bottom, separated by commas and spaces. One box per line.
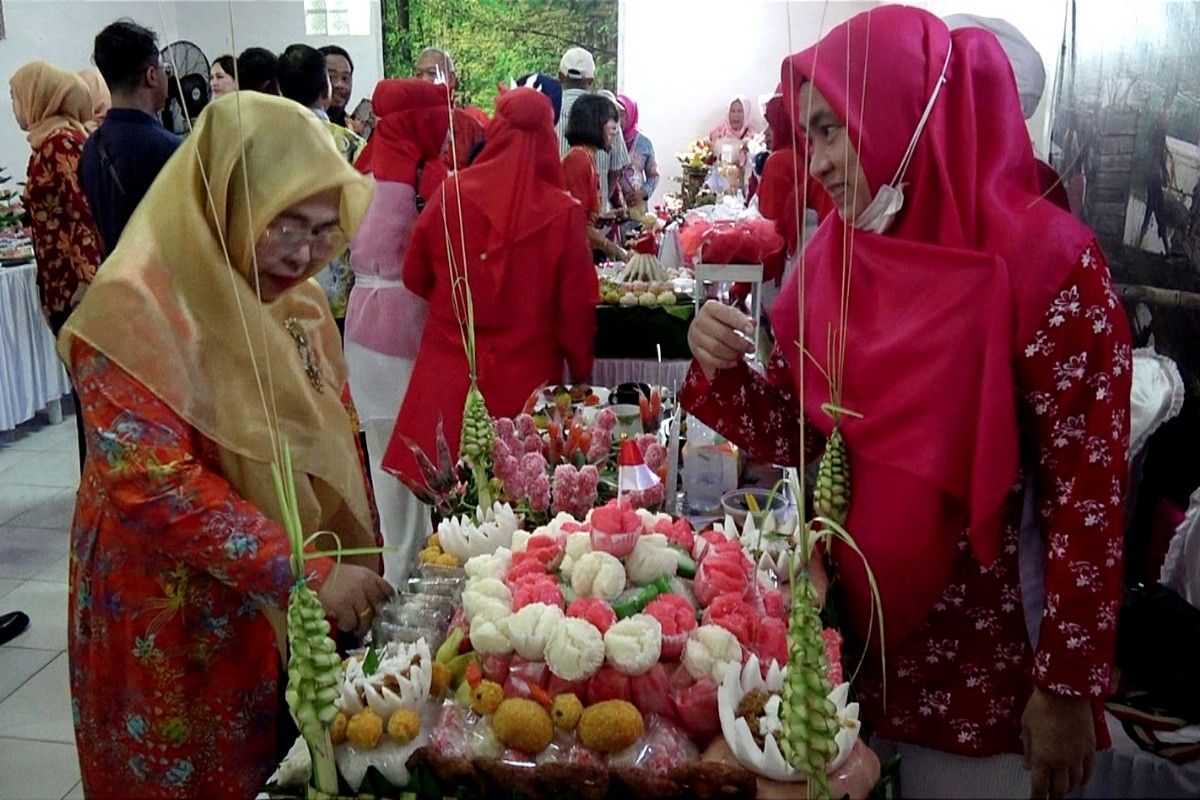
757, 90, 833, 254
356, 79, 450, 198
763, 91, 802, 152
434, 88, 577, 304
771, 6, 1095, 648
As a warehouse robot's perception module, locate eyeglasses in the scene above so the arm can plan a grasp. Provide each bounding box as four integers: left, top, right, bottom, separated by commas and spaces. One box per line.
265, 220, 347, 259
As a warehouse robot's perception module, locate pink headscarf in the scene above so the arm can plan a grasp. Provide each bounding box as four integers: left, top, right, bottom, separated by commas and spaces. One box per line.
771, 6, 1097, 649
617, 93, 639, 149
709, 94, 754, 141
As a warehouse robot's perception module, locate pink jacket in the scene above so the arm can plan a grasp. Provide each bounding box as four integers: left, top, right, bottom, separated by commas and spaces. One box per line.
345, 181, 427, 358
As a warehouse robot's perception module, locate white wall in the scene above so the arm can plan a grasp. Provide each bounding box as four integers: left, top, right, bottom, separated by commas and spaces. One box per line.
618, 0, 1067, 205
0, 0, 382, 181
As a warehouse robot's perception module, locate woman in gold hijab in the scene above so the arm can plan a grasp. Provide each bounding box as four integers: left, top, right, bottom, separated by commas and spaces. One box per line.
9, 61, 102, 334
77, 66, 111, 130
58, 91, 391, 798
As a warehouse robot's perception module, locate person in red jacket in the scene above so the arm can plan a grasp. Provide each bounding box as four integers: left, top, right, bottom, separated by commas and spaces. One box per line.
383, 88, 598, 484
684, 7, 1129, 798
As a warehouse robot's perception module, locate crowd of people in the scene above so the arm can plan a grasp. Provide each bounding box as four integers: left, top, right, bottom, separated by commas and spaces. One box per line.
5, 16, 628, 797
1, 6, 1134, 800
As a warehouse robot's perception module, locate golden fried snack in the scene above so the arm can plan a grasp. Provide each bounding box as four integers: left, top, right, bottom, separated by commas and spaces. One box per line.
430, 661, 453, 696
387, 708, 422, 745
470, 679, 504, 715
493, 698, 555, 753
330, 711, 349, 745
551, 693, 583, 731
346, 709, 384, 749
578, 700, 644, 753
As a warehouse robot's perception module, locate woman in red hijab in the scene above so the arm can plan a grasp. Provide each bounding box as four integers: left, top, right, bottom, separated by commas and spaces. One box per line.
682, 7, 1130, 798
383, 88, 598, 484
345, 78, 450, 584
755, 90, 834, 267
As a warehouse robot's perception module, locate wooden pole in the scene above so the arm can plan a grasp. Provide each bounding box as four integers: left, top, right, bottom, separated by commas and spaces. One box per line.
1116, 283, 1200, 311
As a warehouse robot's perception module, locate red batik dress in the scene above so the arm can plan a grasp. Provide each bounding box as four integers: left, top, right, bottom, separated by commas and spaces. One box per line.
681, 242, 1130, 756
23, 126, 103, 332
67, 339, 341, 798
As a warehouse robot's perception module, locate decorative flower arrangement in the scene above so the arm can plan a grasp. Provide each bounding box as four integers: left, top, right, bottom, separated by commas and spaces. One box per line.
492, 410, 668, 522
403, 401, 672, 552
676, 138, 716, 170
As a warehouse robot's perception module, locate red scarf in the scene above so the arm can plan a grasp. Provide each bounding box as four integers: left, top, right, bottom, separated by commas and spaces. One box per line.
771, 6, 1094, 648
757, 91, 833, 254
433, 88, 578, 307
356, 79, 450, 199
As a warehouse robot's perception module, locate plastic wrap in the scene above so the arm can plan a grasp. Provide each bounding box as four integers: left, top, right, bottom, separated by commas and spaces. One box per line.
407, 572, 465, 601
607, 714, 699, 776
428, 701, 503, 761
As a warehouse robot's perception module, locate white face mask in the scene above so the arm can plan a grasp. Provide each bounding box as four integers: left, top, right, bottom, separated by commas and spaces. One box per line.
852, 41, 953, 234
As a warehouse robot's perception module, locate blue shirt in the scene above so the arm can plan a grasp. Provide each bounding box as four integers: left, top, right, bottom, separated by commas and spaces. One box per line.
79, 108, 181, 255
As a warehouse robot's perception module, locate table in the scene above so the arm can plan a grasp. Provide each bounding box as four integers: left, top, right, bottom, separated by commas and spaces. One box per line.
591, 304, 694, 388
0, 262, 70, 431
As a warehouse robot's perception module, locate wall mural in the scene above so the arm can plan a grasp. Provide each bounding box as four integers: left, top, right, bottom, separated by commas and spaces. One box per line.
379, 0, 619, 111
1047, 0, 1200, 578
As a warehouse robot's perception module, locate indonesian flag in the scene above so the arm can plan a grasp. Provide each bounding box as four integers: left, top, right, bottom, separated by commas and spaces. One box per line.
618, 439, 661, 493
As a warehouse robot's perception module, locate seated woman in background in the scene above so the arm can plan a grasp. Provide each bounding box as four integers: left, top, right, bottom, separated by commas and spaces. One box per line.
59, 93, 391, 798
617, 93, 658, 216
708, 94, 756, 167
562, 92, 629, 262
210, 54, 237, 99
384, 88, 598, 485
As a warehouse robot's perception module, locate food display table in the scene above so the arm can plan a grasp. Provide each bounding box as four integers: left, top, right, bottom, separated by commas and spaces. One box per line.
0, 261, 69, 431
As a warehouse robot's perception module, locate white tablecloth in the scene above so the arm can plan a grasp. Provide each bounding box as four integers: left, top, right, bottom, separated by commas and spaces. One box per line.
0, 262, 70, 431
590, 358, 691, 390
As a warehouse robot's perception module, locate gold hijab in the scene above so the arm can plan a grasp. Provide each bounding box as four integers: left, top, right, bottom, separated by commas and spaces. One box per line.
77, 67, 111, 131
60, 92, 378, 566
9, 61, 92, 148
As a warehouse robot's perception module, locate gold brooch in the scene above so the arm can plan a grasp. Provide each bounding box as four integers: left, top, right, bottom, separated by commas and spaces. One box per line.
284, 317, 324, 393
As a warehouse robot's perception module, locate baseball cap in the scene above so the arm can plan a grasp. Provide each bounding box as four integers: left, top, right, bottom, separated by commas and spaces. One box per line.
559, 47, 596, 80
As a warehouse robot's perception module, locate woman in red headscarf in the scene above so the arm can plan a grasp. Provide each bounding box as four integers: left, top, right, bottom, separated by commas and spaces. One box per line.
383, 88, 598, 484
682, 7, 1129, 798
755, 90, 834, 265
345, 78, 450, 584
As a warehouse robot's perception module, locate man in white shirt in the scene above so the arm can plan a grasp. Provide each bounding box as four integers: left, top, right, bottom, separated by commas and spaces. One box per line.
556, 46, 630, 213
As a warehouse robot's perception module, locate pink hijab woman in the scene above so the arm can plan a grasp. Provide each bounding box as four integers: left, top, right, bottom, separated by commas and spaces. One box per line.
684, 6, 1129, 797
771, 7, 1126, 796
709, 94, 755, 142
617, 93, 639, 150
709, 94, 755, 167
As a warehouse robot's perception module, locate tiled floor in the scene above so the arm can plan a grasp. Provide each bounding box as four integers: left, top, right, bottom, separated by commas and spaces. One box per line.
0, 411, 83, 800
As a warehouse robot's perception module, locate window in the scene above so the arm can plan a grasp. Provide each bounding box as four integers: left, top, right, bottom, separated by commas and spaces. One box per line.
304, 0, 370, 37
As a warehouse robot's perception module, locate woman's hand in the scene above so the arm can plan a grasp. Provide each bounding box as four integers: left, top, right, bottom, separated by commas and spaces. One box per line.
688, 301, 756, 381
317, 564, 394, 638
1021, 687, 1096, 798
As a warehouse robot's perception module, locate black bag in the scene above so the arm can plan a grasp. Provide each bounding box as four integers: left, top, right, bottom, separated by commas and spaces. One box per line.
1116, 582, 1200, 721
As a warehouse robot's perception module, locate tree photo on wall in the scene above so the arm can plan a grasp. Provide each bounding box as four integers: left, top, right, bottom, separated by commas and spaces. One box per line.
380, 0, 618, 111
